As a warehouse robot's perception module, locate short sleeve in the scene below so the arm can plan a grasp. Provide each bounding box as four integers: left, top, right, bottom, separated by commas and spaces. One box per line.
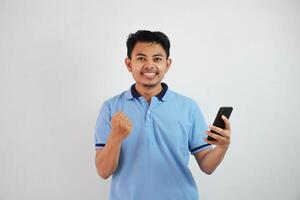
94, 101, 111, 150
189, 103, 212, 154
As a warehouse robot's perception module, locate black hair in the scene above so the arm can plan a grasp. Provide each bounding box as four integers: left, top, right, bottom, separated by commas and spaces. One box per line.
126, 30, 170, 59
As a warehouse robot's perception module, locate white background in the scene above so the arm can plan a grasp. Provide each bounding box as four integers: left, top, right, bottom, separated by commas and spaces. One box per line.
1, 0, 300, 199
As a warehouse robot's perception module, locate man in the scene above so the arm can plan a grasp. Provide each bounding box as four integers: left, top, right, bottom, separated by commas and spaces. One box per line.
94, 30, 231, 200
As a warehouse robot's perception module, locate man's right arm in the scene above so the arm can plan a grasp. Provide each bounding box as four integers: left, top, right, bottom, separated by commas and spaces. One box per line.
95, 112, 132, 179
95, 135, 123, 179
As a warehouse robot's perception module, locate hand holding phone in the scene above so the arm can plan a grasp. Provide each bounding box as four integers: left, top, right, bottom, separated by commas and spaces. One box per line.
207, 107, 233, 141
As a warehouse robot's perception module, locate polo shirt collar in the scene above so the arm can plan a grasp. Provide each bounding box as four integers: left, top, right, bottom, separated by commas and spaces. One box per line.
127, 82, 169, 101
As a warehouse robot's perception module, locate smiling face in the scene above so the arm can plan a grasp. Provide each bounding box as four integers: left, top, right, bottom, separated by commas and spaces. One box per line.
125, 42, 172, 89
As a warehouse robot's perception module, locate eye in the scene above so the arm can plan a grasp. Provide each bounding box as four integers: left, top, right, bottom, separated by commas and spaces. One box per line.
153, 57, 162, 62
137, 57, 145, 61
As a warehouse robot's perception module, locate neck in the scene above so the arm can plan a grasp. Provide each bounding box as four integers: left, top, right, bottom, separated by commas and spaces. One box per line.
135, 83, 162, 103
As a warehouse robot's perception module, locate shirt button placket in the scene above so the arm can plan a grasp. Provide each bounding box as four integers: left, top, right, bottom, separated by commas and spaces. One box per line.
146, 109, 152, 126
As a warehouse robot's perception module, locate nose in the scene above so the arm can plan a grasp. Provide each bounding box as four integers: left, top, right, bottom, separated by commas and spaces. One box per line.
144, 60, 155, 69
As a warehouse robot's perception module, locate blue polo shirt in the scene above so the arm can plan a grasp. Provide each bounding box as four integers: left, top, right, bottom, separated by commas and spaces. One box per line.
94, 83, 212, 200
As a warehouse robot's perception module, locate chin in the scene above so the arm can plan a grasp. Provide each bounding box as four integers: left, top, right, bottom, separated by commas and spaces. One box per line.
141, 82, 161, 88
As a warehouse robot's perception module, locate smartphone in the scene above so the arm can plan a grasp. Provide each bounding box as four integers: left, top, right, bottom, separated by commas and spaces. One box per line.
207, 107, 233, 141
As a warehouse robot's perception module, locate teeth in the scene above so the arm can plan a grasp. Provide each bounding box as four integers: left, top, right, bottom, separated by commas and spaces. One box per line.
143, 72, 156, 78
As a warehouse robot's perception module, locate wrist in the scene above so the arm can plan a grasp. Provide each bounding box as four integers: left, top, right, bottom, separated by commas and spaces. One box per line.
215, 144, 229, 152
107, 132, 123, 146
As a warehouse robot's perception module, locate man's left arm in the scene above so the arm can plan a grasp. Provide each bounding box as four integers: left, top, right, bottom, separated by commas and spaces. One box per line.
194, 115, 231, 175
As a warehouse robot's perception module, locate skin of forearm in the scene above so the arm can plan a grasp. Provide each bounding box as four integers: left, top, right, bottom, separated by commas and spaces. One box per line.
95, 134, 122, 179
199, 146, 228, 175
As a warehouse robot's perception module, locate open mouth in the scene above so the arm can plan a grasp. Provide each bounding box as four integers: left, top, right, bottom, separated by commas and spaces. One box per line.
142, 72, 158, 79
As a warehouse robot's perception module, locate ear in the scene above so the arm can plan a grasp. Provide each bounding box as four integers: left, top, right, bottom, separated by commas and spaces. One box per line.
165, 58, 172, 72
125, 58, 132, 72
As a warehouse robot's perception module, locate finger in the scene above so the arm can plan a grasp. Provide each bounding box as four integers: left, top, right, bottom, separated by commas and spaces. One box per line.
114, 112, 127, 121
123, 116, 131, 123
214, 133, 229, 144
222, 130, 231, 138
206, 132, 228, 146
127, 123, 132, 131
203, 132, 216, 144
204, 133, 225, 145
206, 126, 230, 142
222, 115, 231, 131
121, 114, 131, 122
113, 112, 122, 118
120, 114, 126, 119
209, 125, 225, 136
204, 130, 220, 141
204, 137, 216, 145
116, 111, 126, 116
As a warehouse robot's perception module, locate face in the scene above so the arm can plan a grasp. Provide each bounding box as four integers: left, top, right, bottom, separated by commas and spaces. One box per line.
125, 42, 172, 88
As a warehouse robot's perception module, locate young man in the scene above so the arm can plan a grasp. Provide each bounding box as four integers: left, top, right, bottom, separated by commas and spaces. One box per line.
94, 30, 231, 200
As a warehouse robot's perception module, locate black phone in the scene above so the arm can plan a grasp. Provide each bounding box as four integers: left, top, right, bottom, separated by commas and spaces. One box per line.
207, 107, 233, 141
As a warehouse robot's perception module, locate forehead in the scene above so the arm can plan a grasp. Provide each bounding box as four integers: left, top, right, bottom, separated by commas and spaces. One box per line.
132, 42, 166, 57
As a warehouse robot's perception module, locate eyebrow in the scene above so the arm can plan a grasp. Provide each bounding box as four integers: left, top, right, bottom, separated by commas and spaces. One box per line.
135, 53, 146, 57
153, 53, 163, 57
135, 53, 164, 57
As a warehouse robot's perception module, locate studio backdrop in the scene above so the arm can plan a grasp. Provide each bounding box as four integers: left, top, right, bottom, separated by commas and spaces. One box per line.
0, 0, 299, 199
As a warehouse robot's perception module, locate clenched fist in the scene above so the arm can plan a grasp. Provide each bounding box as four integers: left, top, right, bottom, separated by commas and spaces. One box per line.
110, 112, 132, 142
